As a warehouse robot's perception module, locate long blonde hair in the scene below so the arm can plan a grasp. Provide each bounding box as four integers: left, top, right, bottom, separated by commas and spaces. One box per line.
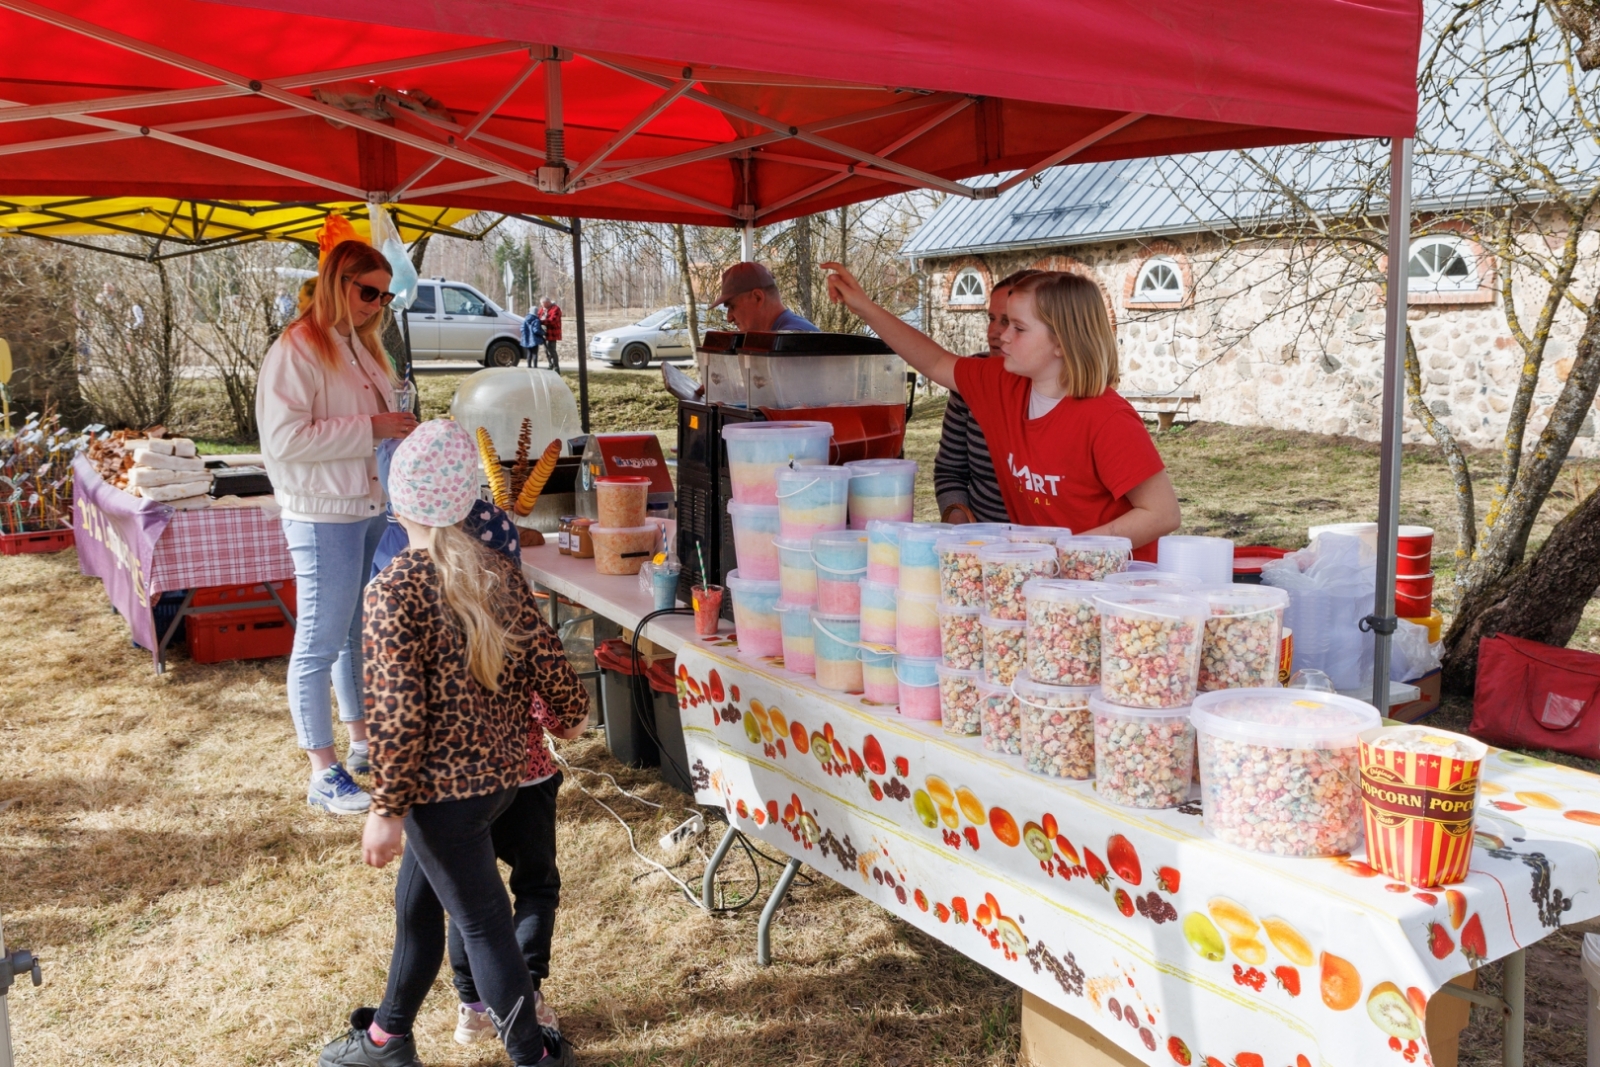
1013, 272, 1119, 397
285, 239, 395, 381
427, 522, 530, 692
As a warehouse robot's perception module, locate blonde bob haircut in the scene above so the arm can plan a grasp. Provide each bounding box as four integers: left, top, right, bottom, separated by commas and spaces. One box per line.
286, 239, 395, 380
1012, 272, 1119, 398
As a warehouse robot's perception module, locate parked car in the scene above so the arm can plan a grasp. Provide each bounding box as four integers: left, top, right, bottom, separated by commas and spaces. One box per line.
402, 279, 527, 367
592, 306, 724, 369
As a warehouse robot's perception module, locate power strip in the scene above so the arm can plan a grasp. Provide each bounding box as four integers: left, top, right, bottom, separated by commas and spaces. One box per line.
659, 813, 704, 852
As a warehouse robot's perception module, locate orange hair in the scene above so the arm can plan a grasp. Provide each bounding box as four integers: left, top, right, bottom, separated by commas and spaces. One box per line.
286, 239, 394, 380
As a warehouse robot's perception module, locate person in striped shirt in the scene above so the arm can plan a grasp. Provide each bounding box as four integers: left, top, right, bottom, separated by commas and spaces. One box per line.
934, 269, 1041, 524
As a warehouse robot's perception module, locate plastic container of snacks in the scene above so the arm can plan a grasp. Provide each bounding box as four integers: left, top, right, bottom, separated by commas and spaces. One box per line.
774, 536, 818, 606
897, 523, 955, 596
810, 529, 868, 614
776, 601, 816, 675
896, 591, 941, 657
811, 611, 863, 693
726, 570, 783, 657
936, 663, 984, 736
976, 678, 1021, 755
896, 654, 941, 720
979, 542, 1058, 620
865, 519, 911, 585
1102, 570, 1201, 591
726, 501, 781, 580
594, 475, 651, 528
1094, 590, 1205, 708
1006, 524, 1072, 545
1055, 534, 1133, 581
936, 534, 1005, 607
775, 464, 852, 539
859, 578, 898, 647
591, 524, 659, 575
979, 613, 1027, 685
845, 458, 917, 527
860, 647, 899, 705
937, 600, 984, 670
721, 421, 833, 504
1014, 673, 1095, 779
1192, 689, 1378, 856
1090, 692, 1195, 808
1197, 585, 1290, 691
1023, 578, 1104, 686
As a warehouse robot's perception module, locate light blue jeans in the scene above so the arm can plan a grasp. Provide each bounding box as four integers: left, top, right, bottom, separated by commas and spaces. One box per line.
282, 515, 388, 751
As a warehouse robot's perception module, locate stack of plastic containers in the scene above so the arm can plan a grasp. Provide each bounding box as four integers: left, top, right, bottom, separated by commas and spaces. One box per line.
1156, 535, 1235, 586
720, 421, 832, 503
727, 501, 781, 579
811, 530, 867, 613
844, 459, 917, 526
1196, 585, 1289, 691
592, 474, 658, 574
726, 570, 783, 658
1055, 535, 1132, 581
776, 465, 852, 538
1089, 589, 1206, 808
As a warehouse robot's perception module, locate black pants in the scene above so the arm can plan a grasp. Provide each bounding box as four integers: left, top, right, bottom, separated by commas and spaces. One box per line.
374, 788, 544, 1064
449, 772, 562, 1001
542, 340, 559, 369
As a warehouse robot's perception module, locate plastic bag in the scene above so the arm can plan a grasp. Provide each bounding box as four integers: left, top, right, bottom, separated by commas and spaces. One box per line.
367, 203, 419, 311
1390, 618, 1443, 682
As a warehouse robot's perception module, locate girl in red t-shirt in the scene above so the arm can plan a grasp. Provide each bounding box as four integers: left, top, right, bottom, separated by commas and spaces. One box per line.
823, 265, 1180, 558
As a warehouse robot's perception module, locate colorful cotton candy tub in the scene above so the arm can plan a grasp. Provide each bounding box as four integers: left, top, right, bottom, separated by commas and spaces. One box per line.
776, 601, 815, 675
845, 458, 917, 527
866, 520, 911, 585
811, 612, 864, 693
860, 647, 898, 705
811, 529, 868, 614
896, 654, 941, 720
775, 464, 852, 538
774, 537, 818, 606
726, 570, 782, 658
897, 523, 954, 596
726, 501, 781, 580
859, 578, 898, 646
721, 421, 833, 504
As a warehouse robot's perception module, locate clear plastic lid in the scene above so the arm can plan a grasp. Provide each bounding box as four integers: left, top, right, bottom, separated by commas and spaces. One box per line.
1190, 688, 1379, 749
962, 523, 1015, 537
725, 569, 782, 594
978, 614, 1027, 631
975, 677, 1015, 698
844, 458, 917, 477
1089, 691, 1195, 721
860, 578, 897, 597
936, 662, 984, 681
726, 501, 780, 522
1056, 534, 1133, 555
899, 523, 956, 548
775, 464, 853, 489
977, 542, 1057, 564
773, 536, 815, 558
1092, 589, 1206, 621
1199, 584, 1290, 616
589, 524, 659, 536
1007, 525, 1072, 543
812, 529, 870, 550
1022, 578, 1105, 602
935, 534, 1005, 556
1012, 671, 1097, 708
1103, 570, 1201, 590
721, 420, 834, 440
865, 519, 913, 542
937, 600, 982, 618
595, 475, 651, 486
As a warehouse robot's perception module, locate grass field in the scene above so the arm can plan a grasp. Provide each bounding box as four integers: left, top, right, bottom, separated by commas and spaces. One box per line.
11, 369, 1599, 1066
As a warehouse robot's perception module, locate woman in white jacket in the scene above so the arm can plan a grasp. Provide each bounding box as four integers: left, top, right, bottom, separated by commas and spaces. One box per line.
257, 240, 417, 815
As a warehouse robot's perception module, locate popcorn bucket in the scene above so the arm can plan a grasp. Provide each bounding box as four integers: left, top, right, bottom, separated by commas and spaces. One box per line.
1358, 725, 1487, 887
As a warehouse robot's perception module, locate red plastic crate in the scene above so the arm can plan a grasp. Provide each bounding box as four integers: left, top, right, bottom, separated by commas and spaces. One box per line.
190, 579, 297, 613
0, 527, 75, 555
187, 609, 295, 663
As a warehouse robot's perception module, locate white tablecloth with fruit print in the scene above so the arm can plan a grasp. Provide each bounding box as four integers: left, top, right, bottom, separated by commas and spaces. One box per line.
673, 636, 1600, 1067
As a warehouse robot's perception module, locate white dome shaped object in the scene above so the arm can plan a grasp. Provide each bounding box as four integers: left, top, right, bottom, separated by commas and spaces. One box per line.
450, 367, 583, 460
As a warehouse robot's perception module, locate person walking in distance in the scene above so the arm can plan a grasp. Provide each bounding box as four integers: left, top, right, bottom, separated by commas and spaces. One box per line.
537, 298, 561, 370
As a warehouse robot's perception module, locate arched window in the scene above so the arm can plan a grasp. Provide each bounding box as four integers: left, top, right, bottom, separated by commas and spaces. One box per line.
949, 267, 986, 305
1408, 236, 1478, 293
1130, 257, 1184, 303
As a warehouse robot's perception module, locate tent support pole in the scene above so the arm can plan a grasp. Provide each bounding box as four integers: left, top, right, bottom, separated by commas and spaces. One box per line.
741, 222, 755, 262
1370, 136, 1413, 710
572, 215, 590, 434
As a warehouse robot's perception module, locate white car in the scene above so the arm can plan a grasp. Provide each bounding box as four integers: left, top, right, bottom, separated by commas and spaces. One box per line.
402, 279, 528, 367
592, 306, 724, 369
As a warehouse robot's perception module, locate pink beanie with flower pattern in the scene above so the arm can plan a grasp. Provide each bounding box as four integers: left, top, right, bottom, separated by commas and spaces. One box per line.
388, 419, 479, 527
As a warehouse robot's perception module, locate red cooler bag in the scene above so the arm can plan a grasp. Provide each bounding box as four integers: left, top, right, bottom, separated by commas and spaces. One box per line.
1470, 633, 1600, 757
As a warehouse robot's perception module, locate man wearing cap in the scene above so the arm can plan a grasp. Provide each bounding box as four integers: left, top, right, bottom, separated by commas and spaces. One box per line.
712, 262, 818, 333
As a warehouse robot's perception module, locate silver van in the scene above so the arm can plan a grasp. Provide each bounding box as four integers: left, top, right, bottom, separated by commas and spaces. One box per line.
403, 279, 527, 366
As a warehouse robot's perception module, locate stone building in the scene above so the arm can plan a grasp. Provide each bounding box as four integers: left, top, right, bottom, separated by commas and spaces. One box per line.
902, 157, 1600, 456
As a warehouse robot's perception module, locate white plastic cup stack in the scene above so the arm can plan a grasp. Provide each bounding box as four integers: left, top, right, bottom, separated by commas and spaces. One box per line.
1156, 535, 1234, 586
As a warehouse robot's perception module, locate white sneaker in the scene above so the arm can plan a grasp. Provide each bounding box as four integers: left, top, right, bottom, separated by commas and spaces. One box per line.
307, 764, 371, 816
455, 1002, 494, 1045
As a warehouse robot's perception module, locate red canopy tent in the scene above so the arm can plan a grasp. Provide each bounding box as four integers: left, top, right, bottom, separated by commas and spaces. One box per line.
0, 0, 1424, 700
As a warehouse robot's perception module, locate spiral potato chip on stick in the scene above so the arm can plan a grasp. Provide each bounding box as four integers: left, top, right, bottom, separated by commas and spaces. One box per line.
476, 427, 511, 510
514, 439, 562, 516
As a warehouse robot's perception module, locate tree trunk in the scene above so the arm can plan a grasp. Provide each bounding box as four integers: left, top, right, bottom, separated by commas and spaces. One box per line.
672, 224, 700, 349
1442, 481, 1600, 693
794, 214, 814, 322
0, 244, 86, 424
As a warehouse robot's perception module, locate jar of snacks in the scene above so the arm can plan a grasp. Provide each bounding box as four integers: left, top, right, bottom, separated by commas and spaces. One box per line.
1197, 585, 1290, 691
1093, 590, 1205, 708
1191, 689, 1378, 855
1090, 693, 1194, 808
975, 678, 1021, 755
936, 534, 1004, 607
978, 542, 1058, 620
935, 663, 984, 736
1022, 578, 1104, 686
1054, 534, 1132, 581
979, 614, 1027, 685
937, 601, 983, 670
1014, 673, 1095, 779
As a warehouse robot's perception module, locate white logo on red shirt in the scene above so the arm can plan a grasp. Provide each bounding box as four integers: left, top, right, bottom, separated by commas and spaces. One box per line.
1007, 453, 1063, 496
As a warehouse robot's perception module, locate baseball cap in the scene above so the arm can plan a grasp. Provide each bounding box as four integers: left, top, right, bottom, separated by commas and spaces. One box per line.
712, 261, 776, 307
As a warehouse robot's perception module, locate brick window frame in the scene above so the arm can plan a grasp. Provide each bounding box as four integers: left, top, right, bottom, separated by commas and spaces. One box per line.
942, 258, 993, 310
1122, 240, 1194, 310
1406, 223, 1496, 307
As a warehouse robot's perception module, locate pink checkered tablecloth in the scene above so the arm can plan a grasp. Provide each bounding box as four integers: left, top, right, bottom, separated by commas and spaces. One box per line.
146, 505, 294, 594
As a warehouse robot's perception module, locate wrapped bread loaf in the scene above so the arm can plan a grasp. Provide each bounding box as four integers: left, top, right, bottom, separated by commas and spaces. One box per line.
127, 467, 189, 488
133, 449, 207, 473
139, 479, 213, 502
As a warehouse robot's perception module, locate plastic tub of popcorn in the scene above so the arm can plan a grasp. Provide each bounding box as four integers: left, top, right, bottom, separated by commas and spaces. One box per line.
1102, 570, 1201, 591
775, 464, 852, 539
896, 654, 941, 720
1023, 578, 1104, 686
978, 542, 1058, 620
936, 534, 1005, 608
845, 458, 917, 527
897, 523, 955, 596
591, 524, 661, 576
860, 647, 899, 705
1192, 688, 1379, 856
777, 600, 815, 675
979, 613, 1027, 685
1055, 534, 1132, 581
1197, 585, 1290, 691
721, 421, 832, 504
1014, 673, 1095, 779
1093, 590, 1205, 708
936, 663, 984, 736
726, 501, 781, 579
726, 570, 783, 658
811, 611, 863, 693
860, 578, 898, 646
1006, 524, 1072, 545
1090, 692, 1195, 808
811, 529, 868, 614
976, 677, 1021, 755
865, 519, 911, 585
774, 536, 818, 606
896, 591, 941, 657
937, 600, 984, 670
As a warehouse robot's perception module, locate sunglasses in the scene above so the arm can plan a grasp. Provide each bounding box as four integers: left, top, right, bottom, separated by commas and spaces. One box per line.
343, 276, 395, 306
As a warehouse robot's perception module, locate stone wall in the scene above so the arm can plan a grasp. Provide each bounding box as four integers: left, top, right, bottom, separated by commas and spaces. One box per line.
922, 230, 1600, 457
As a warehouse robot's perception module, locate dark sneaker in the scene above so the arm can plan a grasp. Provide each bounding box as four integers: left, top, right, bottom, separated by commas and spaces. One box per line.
516, 1026, 574, 1067
318, 1008, 423, 1067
